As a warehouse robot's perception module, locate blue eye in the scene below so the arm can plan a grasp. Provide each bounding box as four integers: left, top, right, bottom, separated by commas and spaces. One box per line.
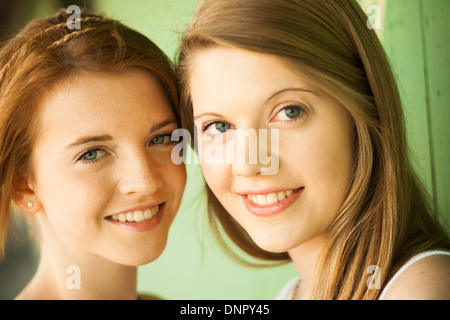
82, 150, 98, 160
79, 149, 106, 163
284, 107, 301, 119
273, 106, 303, 122
203, 121, 232, 136
150, 134, 172, 145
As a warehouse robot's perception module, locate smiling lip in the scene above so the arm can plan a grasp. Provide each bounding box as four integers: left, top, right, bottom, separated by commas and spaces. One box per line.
241, 188, 304, 217
105, 202, 164, 232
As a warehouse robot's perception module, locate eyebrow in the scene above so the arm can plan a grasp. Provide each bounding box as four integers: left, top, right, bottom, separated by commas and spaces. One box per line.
194, 112, 223, 121
65, 134, 113, 149
266, 87, 316, 101
65, 118, 178, 150
149, 118, 178, 133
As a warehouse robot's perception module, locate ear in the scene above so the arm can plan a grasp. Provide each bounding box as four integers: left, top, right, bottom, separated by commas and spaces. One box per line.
12, 171, 42, 214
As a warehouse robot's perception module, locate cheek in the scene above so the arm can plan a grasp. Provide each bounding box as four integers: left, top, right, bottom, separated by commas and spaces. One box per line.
318, 124, 355, 196
200, 162, 236, 212
167, 163, 187, 203
35, 164, 112, 226
153, 149, 187, 198
286, 126, 354, 210
201, 162, 227, 193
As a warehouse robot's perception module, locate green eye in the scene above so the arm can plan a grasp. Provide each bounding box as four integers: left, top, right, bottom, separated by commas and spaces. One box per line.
273, 106, 304, 122
82, 150, 99, 161
79, 149, 107, 163
284, 107, 301, 119
214, 122, 231, 133
150, 134, 171, 145
203, 121, 232, 135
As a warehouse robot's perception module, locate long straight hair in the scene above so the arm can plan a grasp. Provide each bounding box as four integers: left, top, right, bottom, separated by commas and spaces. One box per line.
0, 9, 179, 257
177, 0, 450, 299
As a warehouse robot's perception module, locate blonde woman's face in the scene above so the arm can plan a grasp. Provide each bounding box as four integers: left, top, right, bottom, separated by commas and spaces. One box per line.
190, 46, 354, 253
29, 68, 186, 266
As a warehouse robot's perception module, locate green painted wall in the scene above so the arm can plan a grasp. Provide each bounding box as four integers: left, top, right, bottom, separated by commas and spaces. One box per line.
95, 0, 450, 299
382, 0, 450, 230
421, 0, 450, 230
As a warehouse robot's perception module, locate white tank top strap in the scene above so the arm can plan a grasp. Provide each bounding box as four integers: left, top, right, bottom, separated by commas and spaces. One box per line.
275, 275, 301, 300
378, 250, 450, 300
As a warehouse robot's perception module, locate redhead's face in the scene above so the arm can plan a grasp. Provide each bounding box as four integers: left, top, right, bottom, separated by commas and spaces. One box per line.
189, 46, 354, 253
29, 68, 186, 266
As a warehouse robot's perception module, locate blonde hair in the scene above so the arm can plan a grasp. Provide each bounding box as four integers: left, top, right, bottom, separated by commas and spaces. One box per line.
0, 9, 179, 257
177, 0, 450, 299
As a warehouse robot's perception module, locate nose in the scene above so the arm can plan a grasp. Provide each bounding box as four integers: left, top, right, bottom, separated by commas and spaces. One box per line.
231, 128, 262, 177
231, 128, 279, 177
232, 162, 261, 177
118, 152, 163, 196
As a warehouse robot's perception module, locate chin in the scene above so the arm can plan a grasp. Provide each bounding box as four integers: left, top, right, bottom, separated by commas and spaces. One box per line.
106, 240, 169, 267
250, 229, 313, 254
118, 250, 166, 267
250, 235, 291, 254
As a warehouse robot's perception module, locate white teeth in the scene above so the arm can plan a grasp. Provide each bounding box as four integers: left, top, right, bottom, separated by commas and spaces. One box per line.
256, 195, 267, 205
247, 190, 297, 206
144, 208, 152, 219
266, 193, 278, 205
127, 212, 134, 222
110, 205, 159, 222
134, 210, 144, 222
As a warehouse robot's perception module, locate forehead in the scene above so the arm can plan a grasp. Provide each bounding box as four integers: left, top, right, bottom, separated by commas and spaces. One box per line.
191, 46, 302, 82
34, 68, 175, 142
41, 69, 169, 116
189, 46, 321, 113
189, 46, 316, 103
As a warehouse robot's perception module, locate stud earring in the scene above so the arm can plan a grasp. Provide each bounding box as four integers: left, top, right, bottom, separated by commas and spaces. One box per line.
26, 201, 34, 208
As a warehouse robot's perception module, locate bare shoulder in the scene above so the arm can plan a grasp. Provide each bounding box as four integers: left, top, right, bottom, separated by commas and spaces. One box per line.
383, 253, 450, 300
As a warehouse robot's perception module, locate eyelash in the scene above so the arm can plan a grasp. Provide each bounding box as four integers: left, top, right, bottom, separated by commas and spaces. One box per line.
271, 104, 306, 123
201, 104, 306, 136
77, 134, 173, 164
78, 148, 108, 164
202, 121, 233, 136
149, 133, 173, 146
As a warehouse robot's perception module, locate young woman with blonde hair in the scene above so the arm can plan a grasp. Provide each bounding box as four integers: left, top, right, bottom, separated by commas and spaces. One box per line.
0, 9, 186, 299
177, 0, 450, 299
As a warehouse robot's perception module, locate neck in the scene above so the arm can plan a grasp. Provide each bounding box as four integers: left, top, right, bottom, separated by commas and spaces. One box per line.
16, 239, 138, 300
287, 234, 325, 299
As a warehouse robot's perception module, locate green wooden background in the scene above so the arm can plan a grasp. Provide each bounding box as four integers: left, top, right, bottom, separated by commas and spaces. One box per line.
0, 0, 448, 300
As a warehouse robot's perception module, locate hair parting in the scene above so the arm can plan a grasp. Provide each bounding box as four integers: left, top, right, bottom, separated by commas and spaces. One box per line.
47, 27, 95, 49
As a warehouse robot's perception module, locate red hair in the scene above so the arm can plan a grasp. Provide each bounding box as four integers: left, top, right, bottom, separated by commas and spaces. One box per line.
0, 9, 179, 256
